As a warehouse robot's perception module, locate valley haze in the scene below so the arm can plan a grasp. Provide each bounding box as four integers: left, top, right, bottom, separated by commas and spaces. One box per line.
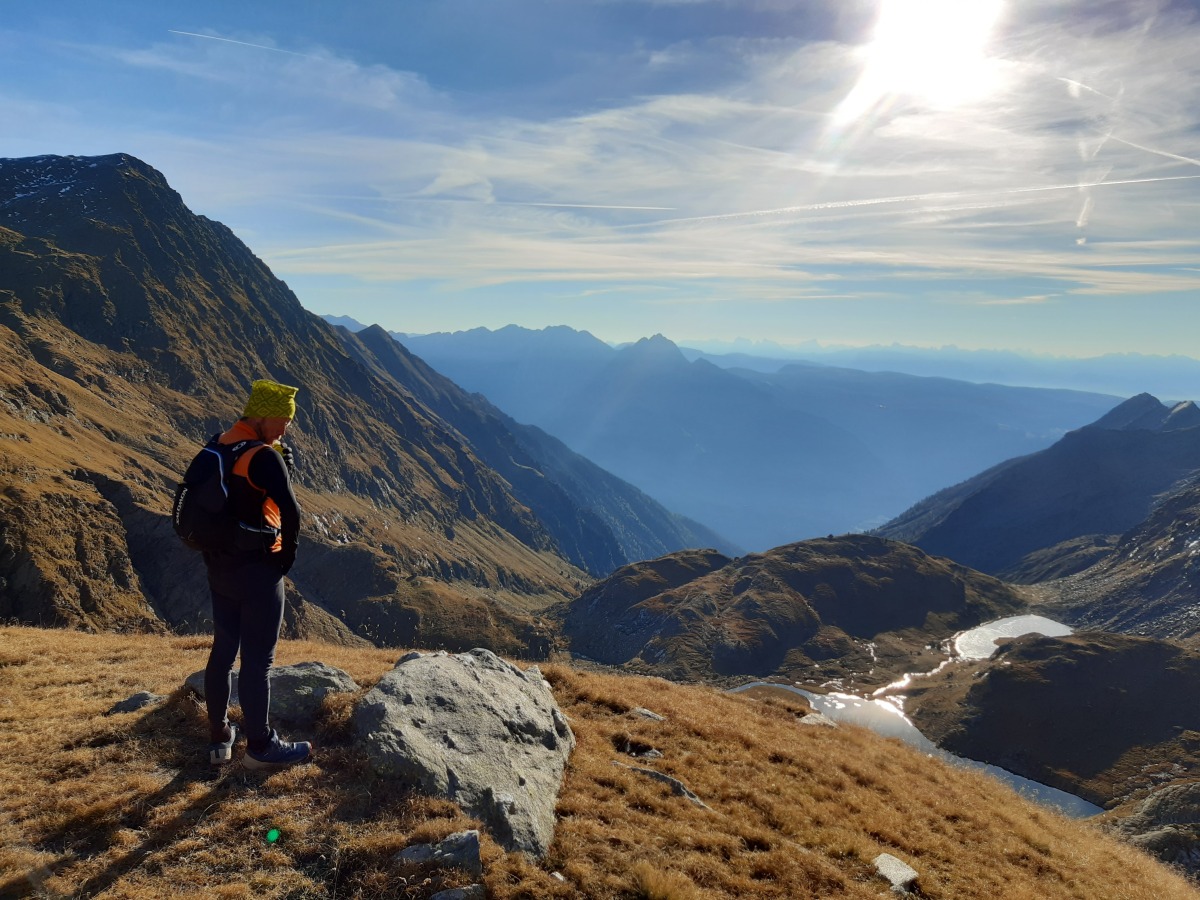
328, 317, 1132, 552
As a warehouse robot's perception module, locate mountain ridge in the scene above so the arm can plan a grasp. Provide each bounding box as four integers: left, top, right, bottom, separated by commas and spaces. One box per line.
556, 534, 1028, 691
876, 393, 1200, 582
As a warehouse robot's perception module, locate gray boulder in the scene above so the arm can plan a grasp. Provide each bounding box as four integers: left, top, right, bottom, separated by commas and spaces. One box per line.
631, 707, 665, 721
186, 661, 358, 726
396, 830, 483, 878
354, 648, 575, 857
1113, 781, 1200, 874
430, 887, 485, 900
874, 853, 919, 893
798, 712, 838, 728
612, 761, 709, 809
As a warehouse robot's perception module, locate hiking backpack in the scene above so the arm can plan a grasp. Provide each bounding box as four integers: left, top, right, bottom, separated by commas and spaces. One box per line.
171, 436, 263, 551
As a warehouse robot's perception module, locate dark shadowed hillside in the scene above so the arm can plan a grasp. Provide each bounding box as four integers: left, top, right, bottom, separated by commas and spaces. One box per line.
557, 534, 1027, 690
904, 632, 1200, 811
877, 394, 1200, 578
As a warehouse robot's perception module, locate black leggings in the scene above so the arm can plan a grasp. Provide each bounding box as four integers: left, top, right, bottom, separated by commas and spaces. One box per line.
204, 558, 284, 748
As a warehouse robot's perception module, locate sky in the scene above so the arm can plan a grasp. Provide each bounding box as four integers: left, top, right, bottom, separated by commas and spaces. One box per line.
3, 0, 1200, 357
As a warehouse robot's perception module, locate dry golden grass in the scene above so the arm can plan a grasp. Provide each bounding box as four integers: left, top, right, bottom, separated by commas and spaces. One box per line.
1, 625, 1197, 899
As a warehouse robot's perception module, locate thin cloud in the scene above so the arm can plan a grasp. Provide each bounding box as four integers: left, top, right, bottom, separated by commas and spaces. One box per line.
976, 295, 1057, 306
167, 30, 321, 59
10, 0, 1200, 351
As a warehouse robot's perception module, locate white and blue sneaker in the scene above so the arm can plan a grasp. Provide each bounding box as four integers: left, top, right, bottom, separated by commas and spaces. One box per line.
243, 728, 312, 770
208, 723, 240, 766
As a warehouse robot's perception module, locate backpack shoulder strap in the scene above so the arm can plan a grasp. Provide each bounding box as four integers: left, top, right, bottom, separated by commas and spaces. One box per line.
231, 441, 269, 490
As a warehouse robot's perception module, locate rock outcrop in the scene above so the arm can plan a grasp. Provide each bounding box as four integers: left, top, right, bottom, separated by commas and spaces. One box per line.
1114, 781, 1200, 875
396, 830, 484, 878
353, 648, 574, 857
185, 661, 358, 727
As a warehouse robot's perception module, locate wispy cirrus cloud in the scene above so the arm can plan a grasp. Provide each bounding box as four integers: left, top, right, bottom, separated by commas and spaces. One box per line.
3, 0, 1200, 352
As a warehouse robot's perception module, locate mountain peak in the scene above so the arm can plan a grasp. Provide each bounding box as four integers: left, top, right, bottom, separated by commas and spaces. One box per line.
1, 152, 185, 242
1090, 393, 1200, 432
1088, 392, 1170, 431
618, 333, 686, 367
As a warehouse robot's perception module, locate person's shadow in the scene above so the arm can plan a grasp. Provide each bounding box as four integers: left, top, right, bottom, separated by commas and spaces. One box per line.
0, 689, 252, 900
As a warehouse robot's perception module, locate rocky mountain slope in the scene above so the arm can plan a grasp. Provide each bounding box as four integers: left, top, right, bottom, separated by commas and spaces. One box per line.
876, 393, 1200, 578
1032, 474, 1200, 646
336, 323, 733, 573
556, 534, 1028, 690
0, 153, 713, 650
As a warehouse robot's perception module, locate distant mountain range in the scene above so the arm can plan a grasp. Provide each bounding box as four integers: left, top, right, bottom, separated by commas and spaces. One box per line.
677, 339, 1200, 402
330, 321, 1122, 551
333, 323, 731, 572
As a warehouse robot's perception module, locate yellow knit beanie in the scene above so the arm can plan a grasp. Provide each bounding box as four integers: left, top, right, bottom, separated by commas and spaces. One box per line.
243, 380, 299, 419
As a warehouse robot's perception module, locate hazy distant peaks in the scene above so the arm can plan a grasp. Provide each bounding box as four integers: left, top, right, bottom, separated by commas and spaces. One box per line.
323, 314, 367, 332
617, 333, 687, 368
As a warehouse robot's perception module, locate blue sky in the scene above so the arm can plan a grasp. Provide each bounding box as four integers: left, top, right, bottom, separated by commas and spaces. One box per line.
3, 0, 1200, 356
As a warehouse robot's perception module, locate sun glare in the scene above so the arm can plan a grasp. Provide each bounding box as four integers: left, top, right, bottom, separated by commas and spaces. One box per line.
836, 0, 1004, 124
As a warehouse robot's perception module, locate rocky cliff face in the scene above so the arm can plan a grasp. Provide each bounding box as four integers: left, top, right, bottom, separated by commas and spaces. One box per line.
1034, 475, 1200, 646
0, 153, 597, 651
557, 535, 1027, 689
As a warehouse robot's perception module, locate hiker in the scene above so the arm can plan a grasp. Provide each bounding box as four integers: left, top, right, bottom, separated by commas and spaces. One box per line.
204, 379, 311, 769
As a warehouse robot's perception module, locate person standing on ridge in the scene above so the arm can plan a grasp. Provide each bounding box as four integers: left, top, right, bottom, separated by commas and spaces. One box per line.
204, 379, 311, 769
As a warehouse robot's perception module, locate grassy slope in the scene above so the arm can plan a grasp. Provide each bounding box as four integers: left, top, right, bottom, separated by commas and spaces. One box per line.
1, 626, 1196, 900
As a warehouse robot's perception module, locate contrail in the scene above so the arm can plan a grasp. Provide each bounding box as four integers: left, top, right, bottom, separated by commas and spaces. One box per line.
1056, 76, 1120, 102
1105, 134, 1200, 169
624, 174, 1200, 228
168, 30, 318, 58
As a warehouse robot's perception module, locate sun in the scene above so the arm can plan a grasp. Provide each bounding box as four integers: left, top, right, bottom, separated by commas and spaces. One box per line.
835, 0, 1005, 124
